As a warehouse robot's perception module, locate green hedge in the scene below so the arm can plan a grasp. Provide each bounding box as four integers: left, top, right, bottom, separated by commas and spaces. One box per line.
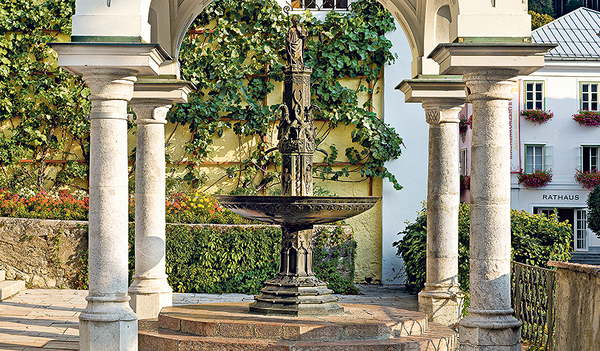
76, 224, 358, 295
394, 203, 573, 294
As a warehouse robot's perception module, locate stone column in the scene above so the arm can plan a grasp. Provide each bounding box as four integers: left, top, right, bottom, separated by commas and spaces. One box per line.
459, 69, 521, 351
419, 101, 464, 327
128, 101, 172, 320
80, 68, 138, 351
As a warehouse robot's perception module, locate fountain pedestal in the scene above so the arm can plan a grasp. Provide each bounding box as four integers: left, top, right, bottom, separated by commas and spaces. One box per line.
249, 224, 343, 316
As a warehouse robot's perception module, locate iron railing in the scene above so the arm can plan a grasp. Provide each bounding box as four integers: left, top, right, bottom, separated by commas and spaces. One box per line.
511, 261, 556, 351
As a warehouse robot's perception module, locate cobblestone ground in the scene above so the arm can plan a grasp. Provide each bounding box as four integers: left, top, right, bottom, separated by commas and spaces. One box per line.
0, 285, 417, 350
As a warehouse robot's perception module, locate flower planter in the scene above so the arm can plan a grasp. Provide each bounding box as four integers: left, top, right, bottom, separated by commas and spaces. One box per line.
459, 115, 472, 135
520, 109, 553, 124
460, 175, 470, 191
573, 110, 600, 127
518, 169, 552, 188
575, 169, 600, 189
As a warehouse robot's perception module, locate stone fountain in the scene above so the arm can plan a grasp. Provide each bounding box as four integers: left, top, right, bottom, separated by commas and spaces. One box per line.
216, 15, 379, 317
138, 18, 458, 350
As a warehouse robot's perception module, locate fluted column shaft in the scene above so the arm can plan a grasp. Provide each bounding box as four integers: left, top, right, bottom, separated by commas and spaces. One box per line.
128, 101, 172, 319
459, 69, 521, 351
79, 68, 138, 351
419, 102, 463, 327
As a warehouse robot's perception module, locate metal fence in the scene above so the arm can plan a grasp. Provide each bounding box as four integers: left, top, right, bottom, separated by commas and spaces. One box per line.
511, 261, 557, 351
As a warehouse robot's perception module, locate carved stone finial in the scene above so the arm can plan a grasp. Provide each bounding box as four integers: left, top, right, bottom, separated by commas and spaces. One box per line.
286, 15, 306, 69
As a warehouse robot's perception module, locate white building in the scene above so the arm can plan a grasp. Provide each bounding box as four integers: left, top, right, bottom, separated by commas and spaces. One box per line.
461, 7, 600, 259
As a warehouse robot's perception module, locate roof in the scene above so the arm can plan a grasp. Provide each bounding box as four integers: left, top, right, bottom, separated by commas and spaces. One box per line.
533, 7, 600, 60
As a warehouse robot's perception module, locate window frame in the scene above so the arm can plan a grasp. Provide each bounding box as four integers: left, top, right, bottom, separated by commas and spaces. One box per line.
580, 82, 599, 111
581, 145, 600, 172
459, 148, 468, 176
524, 144, 545, 174
290, 0, 353, 11
523, 81, 545, 110
575, 209, 588, 251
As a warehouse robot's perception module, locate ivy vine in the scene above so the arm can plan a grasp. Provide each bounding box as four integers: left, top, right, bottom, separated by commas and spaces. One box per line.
0, 0, 90, 190
170, 0, 403, 192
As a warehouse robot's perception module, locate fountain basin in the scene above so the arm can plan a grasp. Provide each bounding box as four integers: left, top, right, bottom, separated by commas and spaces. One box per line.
215, 195, 380, 227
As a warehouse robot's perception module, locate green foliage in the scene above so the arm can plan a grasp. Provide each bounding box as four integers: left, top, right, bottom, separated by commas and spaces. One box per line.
394, 203, 573, 294
587, 185, 600, 239
565, 0, 584, 13
0, 0, 91, 190
170, 0, 403, 192
313, 226, 360, 294
529, 11, 554, 30
73, 224, 358, 295
528, 0, 555, 16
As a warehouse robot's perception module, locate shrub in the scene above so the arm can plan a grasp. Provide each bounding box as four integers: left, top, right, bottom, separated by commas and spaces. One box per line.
587, 185, 600, 239
573, 110, 600, 127
575, 169, 600, 189
518, 169, 552, 188
393, 203, 572, 294
520, 109, 553, 124
74, 224, 358, 295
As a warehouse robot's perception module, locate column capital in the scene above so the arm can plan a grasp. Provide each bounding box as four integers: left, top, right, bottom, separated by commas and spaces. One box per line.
463, 70, 518, 101
130, 102, 170, 125
422, 103, 463, 125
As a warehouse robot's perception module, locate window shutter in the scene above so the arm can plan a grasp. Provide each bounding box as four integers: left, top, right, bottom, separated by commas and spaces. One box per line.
575, 146, 583, 171
545, 146, 553, 171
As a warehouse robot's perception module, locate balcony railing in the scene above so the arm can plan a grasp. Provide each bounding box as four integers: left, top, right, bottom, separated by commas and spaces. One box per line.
287, 0, 353, 11
511, 261, 557, 351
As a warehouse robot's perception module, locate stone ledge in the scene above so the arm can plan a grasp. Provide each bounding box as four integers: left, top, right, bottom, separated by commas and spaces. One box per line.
0, 280, 26, 300
548, 260, 600, 276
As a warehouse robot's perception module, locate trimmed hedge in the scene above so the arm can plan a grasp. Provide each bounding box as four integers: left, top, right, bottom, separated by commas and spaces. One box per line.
75, 223, 359, 295
394, 203, 573, 294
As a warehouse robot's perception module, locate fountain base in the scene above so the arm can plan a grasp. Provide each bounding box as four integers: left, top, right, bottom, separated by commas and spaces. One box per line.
250, 275, 343, 316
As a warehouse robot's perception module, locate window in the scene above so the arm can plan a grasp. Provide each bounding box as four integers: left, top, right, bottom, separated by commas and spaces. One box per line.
291, 0, 352, 10
581, 146, 600, 172
581, 83, 599, 111
524, 81, 544, 110
525, 145, 544, 173
459, 148, 468, 176
575, 209, 588, 251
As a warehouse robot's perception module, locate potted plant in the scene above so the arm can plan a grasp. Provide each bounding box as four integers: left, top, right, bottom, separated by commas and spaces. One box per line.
573, 110, 600, 127
518, 169, 553, 188
575, 169, 600, 189
459, 115, 472, 135
520, 109, 553, 124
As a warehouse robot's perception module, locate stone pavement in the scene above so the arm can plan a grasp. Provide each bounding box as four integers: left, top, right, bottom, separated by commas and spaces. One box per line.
0, 285, 416, 351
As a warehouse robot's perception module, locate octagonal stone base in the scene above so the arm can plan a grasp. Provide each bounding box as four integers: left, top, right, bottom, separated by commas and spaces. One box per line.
80, 319, 138, 351
459, 322, 521, 351
418, 290, 464, 327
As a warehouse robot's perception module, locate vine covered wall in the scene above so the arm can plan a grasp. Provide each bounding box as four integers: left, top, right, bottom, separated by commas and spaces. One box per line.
0, 0, 403, 283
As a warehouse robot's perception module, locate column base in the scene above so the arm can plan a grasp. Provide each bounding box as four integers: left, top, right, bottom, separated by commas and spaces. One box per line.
79, 295, 138, 351
459, 309, 521, 350
80, 319, 138, 351
418, 287, 464, 327
128, 275, 173, 319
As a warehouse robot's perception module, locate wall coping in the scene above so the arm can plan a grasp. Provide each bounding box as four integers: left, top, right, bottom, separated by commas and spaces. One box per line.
0, 216, 350, 230
548, 260, 600, 277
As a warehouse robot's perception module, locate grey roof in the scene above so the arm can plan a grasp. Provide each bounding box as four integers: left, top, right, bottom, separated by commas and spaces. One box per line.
533, 7, 600, 60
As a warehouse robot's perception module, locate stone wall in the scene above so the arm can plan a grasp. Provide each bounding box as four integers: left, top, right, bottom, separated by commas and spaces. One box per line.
548, 261, 600, 351
0, 217, 88, 288
0, 217, 354, 289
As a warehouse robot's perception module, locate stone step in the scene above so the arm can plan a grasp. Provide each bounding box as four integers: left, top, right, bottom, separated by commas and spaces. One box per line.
0, 280, 26, 300
139, 322, 457, 351
157, 303, 428, 341
0, 270, 5, 282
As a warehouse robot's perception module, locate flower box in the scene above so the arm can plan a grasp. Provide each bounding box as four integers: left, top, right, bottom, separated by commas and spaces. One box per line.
575, 169, 600, 189
573, 110, 600, 127
460, 175, 470, 191
459, 115, 472, 135
520, 109, 553, 124
518, 169, 552, 188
